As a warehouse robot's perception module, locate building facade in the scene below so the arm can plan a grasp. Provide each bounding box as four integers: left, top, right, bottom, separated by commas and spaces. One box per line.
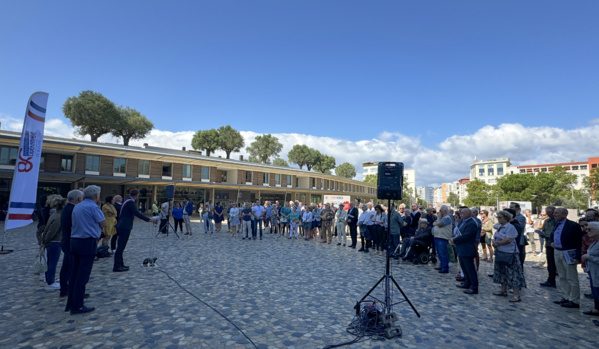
470, 157, 518, 184
517, 161, 589, 190
417, 186, 434, 205
0, 131, 378, 211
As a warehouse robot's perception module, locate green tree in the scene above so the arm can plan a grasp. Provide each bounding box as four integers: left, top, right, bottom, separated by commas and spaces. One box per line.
364, 174, 377, 185
62, 90, 120, 142
111, 106, 154, 146
191, 129, 221, 156
287, 144, 320, 170
218, 125, 244, 159
246, 134, 283, 164
335, 162, 356, 179
313, 153, 336, 174
464, 178, 495, 207
272, 158, 289, 167
447, 192, 460, 207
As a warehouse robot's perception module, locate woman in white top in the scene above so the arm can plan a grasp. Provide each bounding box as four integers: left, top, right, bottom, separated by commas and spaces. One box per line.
492, 210, 526, 302
229, 203, 240, 237
336, 203, 348, 246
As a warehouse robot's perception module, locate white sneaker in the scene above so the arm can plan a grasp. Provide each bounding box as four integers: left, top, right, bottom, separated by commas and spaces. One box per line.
448, 262, 454, 267
44, 282, 60, 291
537, 252, 543, 257
111, 250, 116, 254
39, 274, 46, 282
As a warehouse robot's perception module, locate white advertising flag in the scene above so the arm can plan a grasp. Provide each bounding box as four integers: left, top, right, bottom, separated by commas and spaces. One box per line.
5, 92, 49, 230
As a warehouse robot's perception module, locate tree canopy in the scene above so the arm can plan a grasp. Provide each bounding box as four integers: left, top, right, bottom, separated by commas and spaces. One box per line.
191, 129, 221, 156
246, 134, 283, 164
111, 106, 154, 146
335, 162, 356, 179
62, 90, 120, 142
464, 178, 495, 207
218, 125, 245, 159
313, 153, 336, 174
272, 158, 289, 167
287, 144, 312, 169
447, 192, 460, 208
363, 174, 377, 185
583, 167, 599, 202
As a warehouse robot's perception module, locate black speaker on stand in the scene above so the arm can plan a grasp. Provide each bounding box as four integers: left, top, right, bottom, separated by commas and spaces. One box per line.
357, 162, 419, 339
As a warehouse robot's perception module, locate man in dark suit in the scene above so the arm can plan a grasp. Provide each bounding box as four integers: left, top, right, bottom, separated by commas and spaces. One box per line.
451, 207, 479, 295
346, 202, 359, 248
113, 189, 156, 272
550, 207, 583, 308
59, 190, 83, 298
410, 203, 421, 235
110, 195, 123, 253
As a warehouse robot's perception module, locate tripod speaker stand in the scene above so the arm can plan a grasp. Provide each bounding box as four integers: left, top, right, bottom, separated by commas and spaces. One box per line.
357, 162, 420, 339
155, 199, 179, 238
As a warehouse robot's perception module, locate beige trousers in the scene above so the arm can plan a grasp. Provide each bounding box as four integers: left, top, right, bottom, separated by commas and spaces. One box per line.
554, 249, 580, 303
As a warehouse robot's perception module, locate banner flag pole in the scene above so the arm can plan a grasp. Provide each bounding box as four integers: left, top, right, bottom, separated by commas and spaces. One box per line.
1, 92, 49, 254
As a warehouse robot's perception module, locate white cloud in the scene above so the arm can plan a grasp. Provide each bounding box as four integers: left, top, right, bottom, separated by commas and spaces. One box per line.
590, 118, 599, 125
2, 113, 597, 188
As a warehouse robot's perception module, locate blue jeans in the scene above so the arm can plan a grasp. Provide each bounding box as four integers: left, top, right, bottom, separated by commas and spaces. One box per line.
45, 241, 61, 285
252, 219, 263, 238
391, 234, 400, 255
434, 238, 449, 272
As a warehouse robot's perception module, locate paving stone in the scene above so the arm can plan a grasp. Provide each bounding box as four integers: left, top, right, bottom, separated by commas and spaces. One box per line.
0, 221, 597, 348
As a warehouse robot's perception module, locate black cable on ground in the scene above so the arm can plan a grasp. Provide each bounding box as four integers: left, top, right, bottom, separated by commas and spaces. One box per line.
154, 267, 259, 349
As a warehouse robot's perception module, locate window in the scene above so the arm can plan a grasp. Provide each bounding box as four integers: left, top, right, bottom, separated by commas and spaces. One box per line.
202, 167, 210, 181
86, 155, 100, 172
311, 178, 316, 188
139, 160, 150, 175
61, 155, 73, 172
287, 175, 292, 186
487, 165, 494, 176
162, 162, 172, 177
182, 164, 192, 178
275, 174, 281, 185
39, 155, 45, 171
245, 171, 252, 183
478, 165, 484, 176
0, 146, 18, 165
114, 158, 126, 174
572, 166, 579, 170
263, 173, 269, 184
497, 164, 504, 176
520, 169, 526, 174
581, 165, 588, 170
541, 168, 547, 172
221, 170, 227, 182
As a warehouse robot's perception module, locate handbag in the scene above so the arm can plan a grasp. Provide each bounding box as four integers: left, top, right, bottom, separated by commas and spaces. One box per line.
32, 247, 47, 275
495, 240, 517, 266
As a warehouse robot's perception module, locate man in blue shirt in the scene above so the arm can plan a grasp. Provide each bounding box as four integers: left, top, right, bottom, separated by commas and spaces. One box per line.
66, 185, 107, 315
252, 199, 265, 240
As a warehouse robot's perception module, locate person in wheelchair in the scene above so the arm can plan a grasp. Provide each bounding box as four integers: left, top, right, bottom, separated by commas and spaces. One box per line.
403, 218, 433, 262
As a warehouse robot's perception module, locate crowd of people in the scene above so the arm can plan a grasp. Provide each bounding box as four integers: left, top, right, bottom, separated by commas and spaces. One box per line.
34, 188, 599, 326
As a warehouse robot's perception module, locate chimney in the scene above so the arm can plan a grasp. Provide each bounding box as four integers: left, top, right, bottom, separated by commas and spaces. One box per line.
143, 143, 148, 148
239, 155, 244, 161
182, 147, 186, 151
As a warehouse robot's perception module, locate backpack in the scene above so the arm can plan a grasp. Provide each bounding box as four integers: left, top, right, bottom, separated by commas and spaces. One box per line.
96, 245, 110, 258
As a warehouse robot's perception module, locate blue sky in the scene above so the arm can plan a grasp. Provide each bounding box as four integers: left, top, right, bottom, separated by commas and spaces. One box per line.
1, 1, 598, 186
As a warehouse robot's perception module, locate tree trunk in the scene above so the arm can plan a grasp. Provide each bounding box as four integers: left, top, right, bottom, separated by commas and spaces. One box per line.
123, 136, 130, 146
91, 134, 99, 142
206, 150, 211, 157
306, 164, 313, 171
225, 151, 231, 159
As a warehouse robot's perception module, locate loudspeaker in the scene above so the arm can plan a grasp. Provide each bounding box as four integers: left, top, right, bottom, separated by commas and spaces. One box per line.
377, 162, 403, 200
165, 185, 175, 199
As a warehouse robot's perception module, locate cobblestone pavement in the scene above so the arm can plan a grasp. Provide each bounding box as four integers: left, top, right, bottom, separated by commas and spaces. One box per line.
0, 219, 597, 349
